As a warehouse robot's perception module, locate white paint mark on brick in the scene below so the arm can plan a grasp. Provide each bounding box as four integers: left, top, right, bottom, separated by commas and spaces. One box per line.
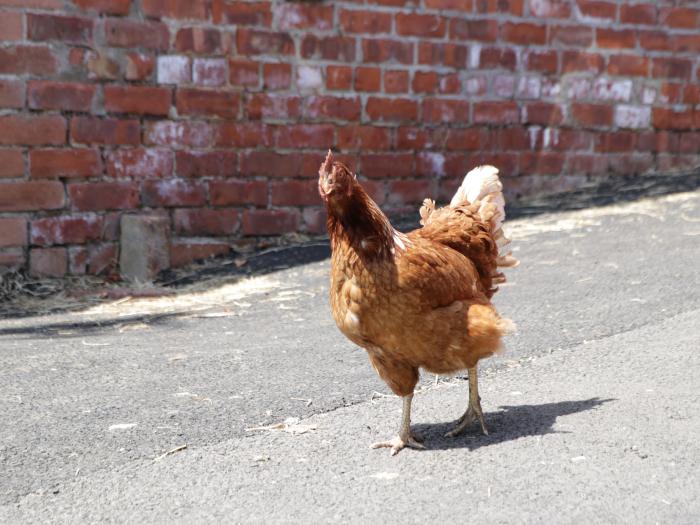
423, 152, 445, 176
493, 75, 515, 98
642, 87, 656, 105
157, 56, 191, 84
517, 76, 541, 99
297, 65, 323, 91
592, 79, 632, 102
469, 44, 481, 69
615, 105, 651, 129
566, 77, 591, 100
193, 58, 226, 87
465, 76, 487, 95
541, 79, 561, 98
543, 127, 559, 149
528, 127, 541, 150
529, 0, 557, 17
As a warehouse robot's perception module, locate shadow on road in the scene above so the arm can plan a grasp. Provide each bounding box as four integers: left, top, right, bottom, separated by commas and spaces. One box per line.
414, 397, 615, 451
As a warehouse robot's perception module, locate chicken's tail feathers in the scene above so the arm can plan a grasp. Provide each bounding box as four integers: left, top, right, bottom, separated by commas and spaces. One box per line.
450, 165, 518, 271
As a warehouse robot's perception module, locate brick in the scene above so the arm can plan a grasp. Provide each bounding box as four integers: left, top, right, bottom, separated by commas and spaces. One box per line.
620, 3, 656, 25
652, 108, 694, 130
176, 151, 237, 178
652, 58, 692, 80
176, 88, 239, 119
673, 35, 700, 55
549, 129, 593, 151
0, 11, 22, 41
69, 182, 139, 210
229, 59, 259, 87
340, 9, 391, 33
30, 248, 67, 277
271, 180, 318, 206
170, 241, 231, 267
247, 94, 300, 120
384, 70, 409, 93
28, 81, 95, 112
396, 13, 446, 38
522, 102, 564, 125
276, 124, 335, 149
106, 148, 174, 178
362, 39, 413, 65
0, 218, 26, 247
639, 31, 673, 52
423, 99, 470, 123
0, 181, 65, 211
464, 76, 488, 96
596, 28, 636, 49
355, 67, 381, 92
479, 47, 517, 70
242, 210, 299, 236
596, 132, 637, 153
0, 250, 26, 269
214, 122, 273, 148
502, 23, 546, 45
493, 75, 515, 98
571, 103, 613, 128
0, 0, 61, 7
86, 243, 118, 276
175, 27, 221, 54
239, 151, 303, 178
125, 52, 155, 81
327, 66, 352, 90
74, 0, 131, 15
263, 63, 291, 90
661, 8, 700, 29
174, 209, 238, 236
28, 14, 93, 44
71, 117, 140, 146
157, 55, 191, 84
0, 115, 66, 146
497, 128, 534, 151
607, 154, 653, 175
607, 55, 648, 77
549, 25, 594, 47
209, 180, 268, 206
337, 126, 392, 151
520, 152, 565, 175
275, 2, 333, 30
387, 180, 431, 205
0, 45, 59, 75
212, 0, 270, 25
528, 0, 570, 18
412, 71, 438, 94
561, 51, 603, 73
30, 149, 102, 178
526, 51, 558, 74
418, 42, 468, 69
474, 102, 519, 124
85, 50, 120, 80
142, 180, 206, 207
143, 0, 209, 20
105, 19, 169, 50
104, 85, 171, 116
30, 214, 103, 246
0, 149, 23, 178
475, 0, 523, 15
576, 0, 616, 20
193, 58, 227, 87
591, 79, 632, 102
439, 74, 461, 95
366, 97, 418, 122
0, 79, 23, 108
361, 153, 414, 179
302, 207, 327, 234
449, 18, 498, 42
305, 96, 361, 121
301, 35, 355, 62
237, 29, 294, 56
425, 0, 473, 9
145, 121, 215, 148
445, 128, 489, 151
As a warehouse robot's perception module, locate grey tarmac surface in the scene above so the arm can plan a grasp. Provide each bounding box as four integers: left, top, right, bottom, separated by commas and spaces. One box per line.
1, 190, 699, 524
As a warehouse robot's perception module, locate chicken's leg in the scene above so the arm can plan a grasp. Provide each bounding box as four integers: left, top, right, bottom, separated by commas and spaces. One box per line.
445, 366, 489, 437
371, 393, 425, 456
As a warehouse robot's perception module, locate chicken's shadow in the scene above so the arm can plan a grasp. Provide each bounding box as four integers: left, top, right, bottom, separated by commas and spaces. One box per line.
413, 397, 614, 451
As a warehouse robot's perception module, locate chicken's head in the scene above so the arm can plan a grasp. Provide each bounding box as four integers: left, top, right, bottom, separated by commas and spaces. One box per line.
318, 150, 356, 203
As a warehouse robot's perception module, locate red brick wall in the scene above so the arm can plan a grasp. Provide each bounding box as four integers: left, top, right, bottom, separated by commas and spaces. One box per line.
1, 0, 699, 276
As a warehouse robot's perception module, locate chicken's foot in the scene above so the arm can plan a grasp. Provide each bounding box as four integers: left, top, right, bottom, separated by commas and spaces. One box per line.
371, 393, 425, 456
445, 367, 489, 438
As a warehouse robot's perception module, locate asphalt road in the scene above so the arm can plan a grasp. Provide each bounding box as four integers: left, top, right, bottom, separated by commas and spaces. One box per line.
0, 190, 699, 524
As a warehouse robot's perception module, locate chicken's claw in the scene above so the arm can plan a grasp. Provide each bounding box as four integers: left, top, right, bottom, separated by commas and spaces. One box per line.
371, 433, 426, 456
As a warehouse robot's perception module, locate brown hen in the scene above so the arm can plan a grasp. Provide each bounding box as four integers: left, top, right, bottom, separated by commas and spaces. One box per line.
319, 151, 517, 455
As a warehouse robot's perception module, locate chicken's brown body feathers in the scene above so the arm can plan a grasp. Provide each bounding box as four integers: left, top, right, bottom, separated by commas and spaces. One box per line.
326, 173, 508, 397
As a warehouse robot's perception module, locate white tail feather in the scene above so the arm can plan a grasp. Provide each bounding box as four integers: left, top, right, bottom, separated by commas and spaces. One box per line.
450, 165, 517, 270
